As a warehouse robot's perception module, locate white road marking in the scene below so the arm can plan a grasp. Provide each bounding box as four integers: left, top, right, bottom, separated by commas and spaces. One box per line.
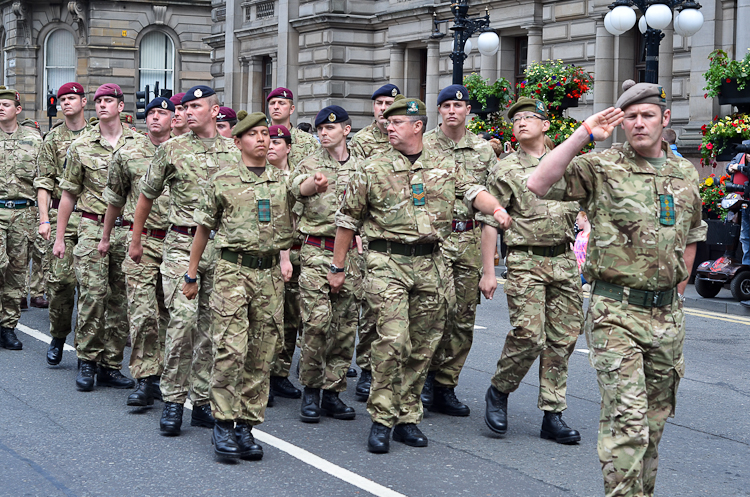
575, 349, 589, 354
21, 324, 408, 497
474, 325, 486, 330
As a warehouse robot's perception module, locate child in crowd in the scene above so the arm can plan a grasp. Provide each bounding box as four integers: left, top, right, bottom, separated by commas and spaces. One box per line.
573, 210, 591, 291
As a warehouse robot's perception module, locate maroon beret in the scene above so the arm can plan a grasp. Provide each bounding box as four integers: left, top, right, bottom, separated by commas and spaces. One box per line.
269, 125, 291, 140
266, 87, 293, 102
57, 82, 84, 98
170, 93, 186, 107
217, 107, 237, 123
94, 84, 123, 100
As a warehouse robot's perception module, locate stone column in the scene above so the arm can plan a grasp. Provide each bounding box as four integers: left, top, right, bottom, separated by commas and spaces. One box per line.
526, 27, 543, 65
239, 57, 250, 109
271, 54, 278, 89
480, 39, 499, 81
390, 44, 405, 92
426, 40, 440, 128
658, 26, 674, 108
593, 19, 615, 148
224, 0, 241, 107
277, 0, 299, 92
735, 0, 750, 57
247, 56, 263, 113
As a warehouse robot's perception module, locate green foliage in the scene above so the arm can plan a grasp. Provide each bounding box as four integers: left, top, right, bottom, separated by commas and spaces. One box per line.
517, 60, 593, 109
462, 73, 513, 109
703, 49, 750, 99
699, 114, 750, 168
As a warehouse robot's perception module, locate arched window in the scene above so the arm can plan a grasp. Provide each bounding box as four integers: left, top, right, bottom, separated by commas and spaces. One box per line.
44, 29, 76, 94
139, 32, 175, 97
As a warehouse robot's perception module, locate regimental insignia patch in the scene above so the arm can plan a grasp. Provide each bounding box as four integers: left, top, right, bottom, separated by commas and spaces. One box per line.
412, 183, 426, 206
407, 101, 418, 115
659, 194, 675, 226
536, 101, 546, 113
162, 101, 168, 109
659, 86, 666, 101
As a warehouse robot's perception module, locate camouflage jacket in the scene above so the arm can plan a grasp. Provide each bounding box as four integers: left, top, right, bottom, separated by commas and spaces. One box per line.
140, 131, 241, 227
423, 126, 495, 222
35, 121, 93, 200
104, 139, 170, 229
350, 121, 391, 160
288, 127, 320, 170
335, 145, 486, 244
291, 146, 361, 238
480, 146, 579, 247
194, 162, 294, 254
61, 123, 148, 215
0, 124, 43, 201
543, 141, 708, 291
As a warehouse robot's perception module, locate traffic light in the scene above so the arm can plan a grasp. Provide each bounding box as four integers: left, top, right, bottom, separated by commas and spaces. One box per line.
136, 85, 149, 120
160, 89, 172, 99
47, 93, 57, 118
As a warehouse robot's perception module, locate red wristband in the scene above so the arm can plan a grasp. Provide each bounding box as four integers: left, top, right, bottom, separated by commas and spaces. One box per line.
581, 121, 594, 144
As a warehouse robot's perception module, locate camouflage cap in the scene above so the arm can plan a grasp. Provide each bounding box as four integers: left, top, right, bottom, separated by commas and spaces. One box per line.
232, 110, 268, 137
0, 86, 21, 105
507, 97, 548, 120
615, 79, 667, 110
383, 95, 426, 118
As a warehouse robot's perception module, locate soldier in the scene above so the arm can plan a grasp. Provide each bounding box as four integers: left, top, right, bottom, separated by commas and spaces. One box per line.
132, 85, 239, 436
98, 97, 174, 407
479, 97, 583, 444
0, 86, 42, 351
216, 107, 237, 138
36, 82, 92, 365
348, 83, 400, 402
328, 96, 511, 453
170, 93, 189, 136
292, 105, 361, 423
421, 85, 496, 416
527, 80, 707, 497
266, 86, 318, 401
54, 83, 142, 392
184, 111, 293, 460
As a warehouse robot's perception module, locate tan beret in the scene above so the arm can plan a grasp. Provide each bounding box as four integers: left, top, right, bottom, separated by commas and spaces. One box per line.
615, 79, 667, 110
232, 111, 268, 137
0, 86, 20, 105
383, 95, 426, 118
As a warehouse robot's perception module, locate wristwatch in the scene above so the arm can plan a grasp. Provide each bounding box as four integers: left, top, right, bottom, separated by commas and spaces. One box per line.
184, 273, 198, 284
678, 293, 686, 303
330, 264, 345, 274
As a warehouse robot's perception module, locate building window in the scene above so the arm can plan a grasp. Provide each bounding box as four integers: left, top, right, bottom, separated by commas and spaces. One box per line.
262, 56, 273, 102
139, 32, 175, 98
419, 49, 427, 102
635, 33, 647, 83
44, 29, 76, 95
515, 37, 528, 91
256, 1, 275, 19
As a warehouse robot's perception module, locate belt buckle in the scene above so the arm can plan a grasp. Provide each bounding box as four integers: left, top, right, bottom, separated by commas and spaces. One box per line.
455, 221, 466, 231
5, 200, 14, 209
115, 216, 123, 227
209, 230, 216, 240
410, 245, 417, 256
257, 257, 264, 269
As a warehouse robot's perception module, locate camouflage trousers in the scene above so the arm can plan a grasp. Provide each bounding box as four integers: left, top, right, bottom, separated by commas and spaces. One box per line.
25, 207, 48, 298
585, 287, 685, 497
209, 258, 282, 424
0, 208, 33, 329
492, 248, 583, 412
123, 230, 168, 379
431, 228, 481, 388
298, 243, 360, 392
160, 230, 216, 405
354, 249, 376, 371
271, 247, 300, 378
73, 218, 129, 369
47, 209, 80, 339
366, 250, 447, 428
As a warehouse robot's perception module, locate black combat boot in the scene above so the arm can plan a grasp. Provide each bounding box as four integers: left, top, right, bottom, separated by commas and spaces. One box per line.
159, 402, 183, 436
300, 387, 321, 423
270, 375, 302, 399
268, 389, 275, 408
392, 423, 428, 447
367, 422, 391, 453
484, 385, 508, 435
431, 386, 471, 416
212, 421, 241, 459
76, 360, 97, 391
420, 371, 436, 409
540, 412, 581, 444
235, 423, 263, 460
320, 390, 355, 420
0, 327, 22, 350
46, 337, 66, 365
97, 366, 136, 389
355, 370, 371, 402
127, 376, 158, 406
346, 367, 357, 378
191, 403, 216, 428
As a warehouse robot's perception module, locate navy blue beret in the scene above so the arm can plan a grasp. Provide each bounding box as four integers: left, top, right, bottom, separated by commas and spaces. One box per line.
181, 85, 215, 105
437, 85, 470, 106
315, 105, 349, 128
371, 84, 401, 100
145, 97, 175, 114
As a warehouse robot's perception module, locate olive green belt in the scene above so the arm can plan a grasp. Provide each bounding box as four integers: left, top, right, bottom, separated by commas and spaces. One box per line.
221, 249, 279, 269
591, 280, 676, 308
369, 239, 437, 257
512, 243, 568, 258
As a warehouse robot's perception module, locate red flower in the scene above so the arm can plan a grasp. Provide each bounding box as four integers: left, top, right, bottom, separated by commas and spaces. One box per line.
727, 78, 732, 83
704, 93, 708, 98
706, 143, 714, 150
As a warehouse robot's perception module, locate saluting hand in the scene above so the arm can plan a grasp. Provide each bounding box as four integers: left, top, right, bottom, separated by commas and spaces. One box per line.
314, 172, 329, 193
585, 107, 625, 142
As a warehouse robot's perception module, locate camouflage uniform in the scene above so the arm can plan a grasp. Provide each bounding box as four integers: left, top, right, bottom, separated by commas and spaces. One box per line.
336, 146, 486, 428
542, 141, 707, 497
140, 132, 240, 405
288, 127, 319, 170
291, 147, 362, 392
194, 162, 294, 424
0, 125, 42, 331
60, 124, 148, 369
35, 122, 91, 340
25, 206, 48, 298
349, 121, 392, 373
480, 146, 583, 412
104, 141, 170, 379
423, 126, 495, 388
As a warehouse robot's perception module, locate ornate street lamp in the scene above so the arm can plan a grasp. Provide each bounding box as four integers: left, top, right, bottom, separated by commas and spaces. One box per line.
431, 1, 500, 85
604, 1, 703, 83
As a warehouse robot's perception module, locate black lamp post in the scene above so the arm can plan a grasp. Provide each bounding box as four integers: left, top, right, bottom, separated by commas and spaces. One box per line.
431, 0, 499, 85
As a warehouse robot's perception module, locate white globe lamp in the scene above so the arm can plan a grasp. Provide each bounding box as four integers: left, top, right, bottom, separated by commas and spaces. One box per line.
645, 3, 673, 30
604, 12, 627, 36
477, 31, 500, 57
638, 16, 648, 34
678, 8, 704, 37
611, 5, 637, 32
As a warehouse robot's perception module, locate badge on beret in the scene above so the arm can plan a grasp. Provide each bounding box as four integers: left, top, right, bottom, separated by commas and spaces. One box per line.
72, 87, 78, 93
217, 112, 225, 119
391, 88, 398, 97
407, 101, 418, 115
194, 89, 203, 98
15, 92, 20, 101
328, 113, 336, 122
161, 100, 168, 109
278, 129, 284, 136
536, 101, 546, 113
283, 91, 288, 98
456, 90, 463, 100
659, 86, 666, 100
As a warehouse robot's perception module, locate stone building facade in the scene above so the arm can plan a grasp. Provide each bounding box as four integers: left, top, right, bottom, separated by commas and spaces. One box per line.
208, 0, 750, 157
0, 0, 213, 126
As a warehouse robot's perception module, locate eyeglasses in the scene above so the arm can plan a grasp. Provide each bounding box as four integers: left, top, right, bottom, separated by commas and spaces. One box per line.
511, 114, 545, 124
386, 119, 412, 127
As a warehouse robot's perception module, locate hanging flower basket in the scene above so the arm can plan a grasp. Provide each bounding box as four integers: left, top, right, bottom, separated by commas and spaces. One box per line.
700, 113, 750, 167
718, 78, 750, 112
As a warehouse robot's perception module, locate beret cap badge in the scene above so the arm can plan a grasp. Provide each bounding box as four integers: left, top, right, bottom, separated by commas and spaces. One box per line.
328, 113, 336, 122
161, 100, 168, 109
194, 89, 203, 98
391, 88, 398, 97
456, 90, 463, 100
407, 101, 418, 115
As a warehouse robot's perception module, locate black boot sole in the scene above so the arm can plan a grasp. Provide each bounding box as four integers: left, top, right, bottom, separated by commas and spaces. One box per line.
540, 430, 581, 444
321, 409, 355, 420
47, 356, 62, 366
159, 426, 181, 436
1, 342, 22, 350
430, 404, 471, 417
300, 413, 321, 423
484, 412, 507, 435
240, 448, 264, 460
211, 436, 241, 459
271, 389, 302, 399
127, 395, 154, 407
392, 431, 428, 447
191, 418, 215, 428
76, 381, 94, 392
367, 442, 389, 454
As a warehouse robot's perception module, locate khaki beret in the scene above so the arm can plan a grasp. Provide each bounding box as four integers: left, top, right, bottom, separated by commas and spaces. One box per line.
507, 97, 547, 120
383, 95, 426, 118
232, 111, 268, 137
615, 79, 667, 110
0, 86, 20, 105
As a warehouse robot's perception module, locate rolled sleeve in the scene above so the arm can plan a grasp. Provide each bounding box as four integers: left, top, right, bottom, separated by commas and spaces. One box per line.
103, 187, 126, 208
290, 170, 313, 203
34, 176, 54, 192
687, 219, 708, 245
140, 146, 169, 200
